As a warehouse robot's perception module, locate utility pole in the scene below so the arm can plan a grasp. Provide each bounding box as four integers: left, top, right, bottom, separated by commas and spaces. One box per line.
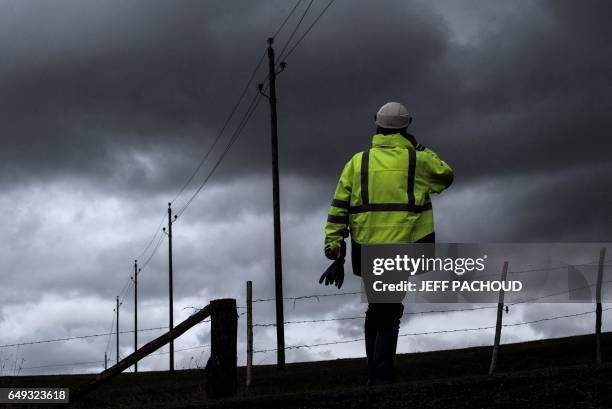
163, 203, 177, 372
246, 281, 253, 388
116, 296, 120, 365
266, 37, 285, 370
104, 352, 107, 370
133, 260, 138, 373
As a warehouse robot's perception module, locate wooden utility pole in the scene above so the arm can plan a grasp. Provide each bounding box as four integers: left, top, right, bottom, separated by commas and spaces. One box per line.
489, 261, 508, 376
116, 296, 120, 365
104, 352, 107, 370
205, 299, 238, 398
246, 281, 253, 389
596, 247, 606, 365
133, 259, 138, 373
163, 203, 177, 372
266, 37, 285, 370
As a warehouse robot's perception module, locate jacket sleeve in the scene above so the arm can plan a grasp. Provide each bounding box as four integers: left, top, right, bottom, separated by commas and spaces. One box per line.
421, 146, 454, 194
324, 158, 353, 253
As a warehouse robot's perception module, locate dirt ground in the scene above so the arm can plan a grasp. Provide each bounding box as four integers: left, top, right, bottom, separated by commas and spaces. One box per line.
1, 332, 610, 408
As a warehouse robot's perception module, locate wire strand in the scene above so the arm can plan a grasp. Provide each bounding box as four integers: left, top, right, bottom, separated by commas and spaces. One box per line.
272, 0, 303, 39
176, 91, 264, 218
276, 0, 314, 62
253, 307, 612, 353
282, 0, 335, 60
252, 305, 500, 327
0, 326, 170, 349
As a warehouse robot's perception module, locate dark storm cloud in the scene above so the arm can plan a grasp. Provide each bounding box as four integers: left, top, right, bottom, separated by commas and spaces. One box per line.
0, 0, 459, 190
0, 0, 281, 189
1, 0, 610, 240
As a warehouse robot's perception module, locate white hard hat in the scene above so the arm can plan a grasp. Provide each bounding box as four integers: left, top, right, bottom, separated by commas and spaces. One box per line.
375, 102, 412, 129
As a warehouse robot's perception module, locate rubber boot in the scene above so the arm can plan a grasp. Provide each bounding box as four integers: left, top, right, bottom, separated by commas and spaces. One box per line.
371, 326, 399, 385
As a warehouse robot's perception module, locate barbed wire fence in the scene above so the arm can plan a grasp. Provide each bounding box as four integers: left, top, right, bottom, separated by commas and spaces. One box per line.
2, 258, 609, 376
243, 256, 610, 378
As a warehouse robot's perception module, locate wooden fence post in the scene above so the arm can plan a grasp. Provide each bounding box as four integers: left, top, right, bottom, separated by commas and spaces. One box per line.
596, 247, 606, 365
246, 281, 253, 390
489, 261, 508, 376
205, 298, 237, 398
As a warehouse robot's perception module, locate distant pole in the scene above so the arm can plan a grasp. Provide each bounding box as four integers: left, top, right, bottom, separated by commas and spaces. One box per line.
246, 281, 253, 389
596, 247, 606, 365
104, 352, 107, 370
163, 203, 177, 372
266, 37, 285, 370
489, 261, 508, 376
116, 296, 120, 365
133, 260, 138, 373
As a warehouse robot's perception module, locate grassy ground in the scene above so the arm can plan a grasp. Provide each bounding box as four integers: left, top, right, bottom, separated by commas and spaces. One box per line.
0, 332, 610, 408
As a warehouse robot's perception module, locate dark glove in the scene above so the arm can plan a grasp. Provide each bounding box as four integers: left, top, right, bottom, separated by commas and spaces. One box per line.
325, 240, 347, 261
319, 257, 345, 289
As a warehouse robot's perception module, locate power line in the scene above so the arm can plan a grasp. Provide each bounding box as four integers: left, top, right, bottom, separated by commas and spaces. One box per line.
118, 280, 134, 306
169, 0, 305, 208
272, 0, 304, 39
116, 277, 133, 303
176, 91, 264, 218
139, 232, 166, 273
276, 0, 315, 62
281, 0, 335, 60
136, 212, 167, 262
104, 311, 116, 358
169, 51, 266, 208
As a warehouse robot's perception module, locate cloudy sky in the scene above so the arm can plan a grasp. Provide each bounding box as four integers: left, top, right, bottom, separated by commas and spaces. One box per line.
1, 0, 611, 375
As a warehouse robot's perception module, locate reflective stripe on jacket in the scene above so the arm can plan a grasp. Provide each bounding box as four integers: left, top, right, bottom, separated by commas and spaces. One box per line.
325, 133, 453, 252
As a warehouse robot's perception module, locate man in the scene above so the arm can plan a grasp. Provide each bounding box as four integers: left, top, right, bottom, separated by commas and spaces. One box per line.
322, 102, 453, 385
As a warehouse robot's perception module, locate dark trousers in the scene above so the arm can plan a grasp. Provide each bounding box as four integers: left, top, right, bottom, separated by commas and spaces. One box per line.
365, 303, 404, 384
359, 232, 436, 384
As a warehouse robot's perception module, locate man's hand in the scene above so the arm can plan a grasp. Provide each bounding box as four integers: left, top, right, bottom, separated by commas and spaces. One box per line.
325, 241, 346, 260
319, 257, 345, 289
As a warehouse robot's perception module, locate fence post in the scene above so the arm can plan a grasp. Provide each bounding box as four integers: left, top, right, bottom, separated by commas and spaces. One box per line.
596, 247, 606, 365
489, 261, 508, 376
205, 298, 238, 398
246, 281, 253, 390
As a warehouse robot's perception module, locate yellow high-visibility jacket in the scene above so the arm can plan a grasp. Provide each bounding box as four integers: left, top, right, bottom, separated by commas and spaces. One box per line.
325, 133, 453, 253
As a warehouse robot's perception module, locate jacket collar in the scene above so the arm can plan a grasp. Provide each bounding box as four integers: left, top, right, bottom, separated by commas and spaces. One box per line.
371, 133, 415, 149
